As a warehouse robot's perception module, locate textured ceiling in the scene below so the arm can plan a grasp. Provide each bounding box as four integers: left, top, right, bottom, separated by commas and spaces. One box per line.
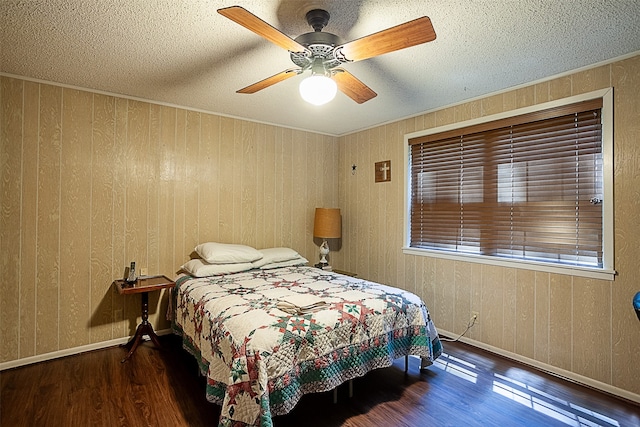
2, 0, 639, 136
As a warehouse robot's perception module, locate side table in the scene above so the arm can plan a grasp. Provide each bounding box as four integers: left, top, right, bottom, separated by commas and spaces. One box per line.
113, 275, 175, 363
333, 269, 357, 278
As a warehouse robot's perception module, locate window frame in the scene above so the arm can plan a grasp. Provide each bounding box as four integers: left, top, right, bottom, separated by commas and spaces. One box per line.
403, 88, 615, 280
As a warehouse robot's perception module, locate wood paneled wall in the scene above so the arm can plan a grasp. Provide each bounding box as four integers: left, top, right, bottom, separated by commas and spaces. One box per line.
2, 56, 639, 400
0, 77, 338, 362
336, 55, 640, 399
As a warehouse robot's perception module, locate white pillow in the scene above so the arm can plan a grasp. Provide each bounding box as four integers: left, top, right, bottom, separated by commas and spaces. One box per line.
195, 242, 263, 264
181, 258, 254, 277
260, 256, 309, 270
251, 247, 303, 268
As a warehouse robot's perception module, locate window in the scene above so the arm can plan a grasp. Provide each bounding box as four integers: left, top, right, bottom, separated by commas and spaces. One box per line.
404, 90, 614, 280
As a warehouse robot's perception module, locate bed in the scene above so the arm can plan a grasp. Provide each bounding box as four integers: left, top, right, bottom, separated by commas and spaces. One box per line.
170, 245, 442, 427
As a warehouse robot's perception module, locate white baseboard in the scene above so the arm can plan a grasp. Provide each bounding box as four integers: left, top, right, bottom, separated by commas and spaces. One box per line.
437, 329, 640, 405
0, 328, 173, 371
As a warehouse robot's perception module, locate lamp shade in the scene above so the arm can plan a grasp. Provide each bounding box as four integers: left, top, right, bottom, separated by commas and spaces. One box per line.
313, 208, 341, 239
299, 75, 337, 106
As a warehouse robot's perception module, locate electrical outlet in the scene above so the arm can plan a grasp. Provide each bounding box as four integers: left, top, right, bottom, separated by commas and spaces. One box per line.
471, 311, 479, 322
140, 267, 148, 277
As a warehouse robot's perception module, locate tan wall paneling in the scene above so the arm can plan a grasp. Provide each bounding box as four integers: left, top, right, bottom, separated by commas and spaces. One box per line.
515, 269, 536, 359
157, 105, 177, 275
184, 110, 201, 255
254, 123, 267, 250
59, 89, 93, 349
147, 104, 163, 329
1, 77, 23, 361
572, 277, 611, 384
480, 93, 505, 116
481, 264, 505, 349
173, 110, 187, 268
218, 117, 234, 243
369, 127, 383, 284
533, 271, 550, 364
534, 81, 551, 104
548, 274, 572, 371
337, 55, 640, 398
502, 267, 517, 354
549, 76, 573, 101
386, 121, 402, 287
147, 105, 161, 279
609, 55, 640, 394
198, 112, 220, 243
290, 130, 306, 252
20, 81, 40, 357
279, 127, 293, 247
454, 99, 481, 122
0, 76, 339, 365
111, 97, 128, 338
399, 118, 417, 297
240, 121, 256, 246
36, 84, 62, 355
434, 258, 456, 331
260, 124, 276, 249
90, 93, 116, 344
419, 256, 437, 318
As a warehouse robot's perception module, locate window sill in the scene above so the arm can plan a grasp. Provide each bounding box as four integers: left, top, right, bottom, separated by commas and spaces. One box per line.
402, 247, 616, 281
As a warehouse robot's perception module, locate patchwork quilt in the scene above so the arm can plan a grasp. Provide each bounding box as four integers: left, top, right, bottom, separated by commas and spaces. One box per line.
171, 266, 442, 427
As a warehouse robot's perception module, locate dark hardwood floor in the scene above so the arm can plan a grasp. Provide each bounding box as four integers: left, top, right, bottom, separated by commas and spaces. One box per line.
1, 335, 638, 426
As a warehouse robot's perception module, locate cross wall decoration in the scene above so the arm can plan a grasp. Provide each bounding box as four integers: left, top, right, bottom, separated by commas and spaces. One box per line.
375, 160, 391, 183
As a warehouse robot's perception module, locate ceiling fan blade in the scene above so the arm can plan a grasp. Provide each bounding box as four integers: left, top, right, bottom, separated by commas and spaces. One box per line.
337, 16, 436, 62
332, 69, 377, 104
237, 68, 300, 94
218, 6, 306, 54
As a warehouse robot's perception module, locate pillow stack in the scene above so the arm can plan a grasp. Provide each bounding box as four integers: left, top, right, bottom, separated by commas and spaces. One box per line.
251, 247, 308, 270
180, 243, 308, 277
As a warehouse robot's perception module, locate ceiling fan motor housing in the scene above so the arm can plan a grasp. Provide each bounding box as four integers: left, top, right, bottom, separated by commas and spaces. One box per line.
306, 9, 330, 31
291, 10, 344, 71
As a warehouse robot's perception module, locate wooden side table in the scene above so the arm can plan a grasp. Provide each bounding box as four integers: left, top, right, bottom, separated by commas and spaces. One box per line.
113, 275, 175, 363
333, 269, 357, 278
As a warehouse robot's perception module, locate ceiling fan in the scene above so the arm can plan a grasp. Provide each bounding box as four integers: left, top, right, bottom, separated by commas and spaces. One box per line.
218, 5, 436, 105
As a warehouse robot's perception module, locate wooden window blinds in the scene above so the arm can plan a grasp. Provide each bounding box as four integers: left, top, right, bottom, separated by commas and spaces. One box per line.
408, 98, 603, 267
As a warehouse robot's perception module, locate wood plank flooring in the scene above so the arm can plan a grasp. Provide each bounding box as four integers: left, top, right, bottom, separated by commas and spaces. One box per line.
1, 335, 638, 426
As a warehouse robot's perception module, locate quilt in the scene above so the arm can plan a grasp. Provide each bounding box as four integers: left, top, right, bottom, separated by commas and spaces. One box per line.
171, 266, 442, 427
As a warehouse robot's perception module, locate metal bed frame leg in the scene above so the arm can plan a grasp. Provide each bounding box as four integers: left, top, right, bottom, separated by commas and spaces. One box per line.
333, 357, 408, 405
333, 379, 354, 404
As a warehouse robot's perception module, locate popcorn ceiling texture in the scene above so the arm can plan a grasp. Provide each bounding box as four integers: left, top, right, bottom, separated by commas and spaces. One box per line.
1, 0, 639, 135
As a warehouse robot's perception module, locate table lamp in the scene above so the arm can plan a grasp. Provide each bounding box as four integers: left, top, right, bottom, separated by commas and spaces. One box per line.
313, 208, 341, 267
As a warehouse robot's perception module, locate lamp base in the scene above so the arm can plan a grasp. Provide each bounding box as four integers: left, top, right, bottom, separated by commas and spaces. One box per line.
314, 262, 332, 271
318, 239, 330, 264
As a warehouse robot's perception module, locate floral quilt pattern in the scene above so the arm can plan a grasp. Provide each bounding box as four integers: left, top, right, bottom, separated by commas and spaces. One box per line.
171, 266, 442, 427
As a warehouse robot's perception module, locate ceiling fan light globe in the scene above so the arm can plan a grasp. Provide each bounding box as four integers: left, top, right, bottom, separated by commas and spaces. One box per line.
299, 75, 337, 105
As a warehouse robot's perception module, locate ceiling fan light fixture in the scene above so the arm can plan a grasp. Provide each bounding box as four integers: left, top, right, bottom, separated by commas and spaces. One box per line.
218, 6, 435, 105
299, 74, 337, 106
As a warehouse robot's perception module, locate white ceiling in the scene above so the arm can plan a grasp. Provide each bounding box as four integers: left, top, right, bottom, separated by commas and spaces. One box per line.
2, 0, 639, 136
